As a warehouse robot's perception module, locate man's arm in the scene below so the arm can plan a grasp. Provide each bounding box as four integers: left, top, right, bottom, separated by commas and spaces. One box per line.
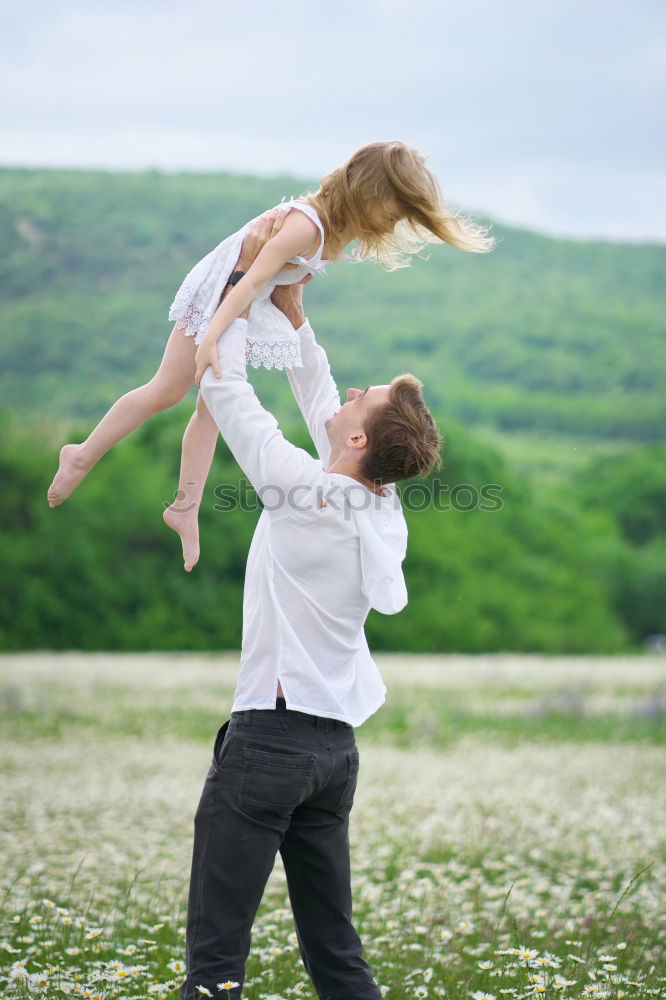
199, 219, 324, 506
272, 285, 340, 467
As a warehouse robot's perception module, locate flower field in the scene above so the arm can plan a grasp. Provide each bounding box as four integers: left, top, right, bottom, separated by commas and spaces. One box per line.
1, 653, 664, 999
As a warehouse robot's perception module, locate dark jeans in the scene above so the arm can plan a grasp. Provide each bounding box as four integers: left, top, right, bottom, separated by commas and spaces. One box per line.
180, 697, 382, 1000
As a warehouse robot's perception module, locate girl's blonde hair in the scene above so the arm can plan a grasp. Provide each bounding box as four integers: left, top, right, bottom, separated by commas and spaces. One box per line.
304, 140, 496, 270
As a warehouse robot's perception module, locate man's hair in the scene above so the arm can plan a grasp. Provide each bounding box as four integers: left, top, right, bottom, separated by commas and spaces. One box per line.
360, 374, 443, 485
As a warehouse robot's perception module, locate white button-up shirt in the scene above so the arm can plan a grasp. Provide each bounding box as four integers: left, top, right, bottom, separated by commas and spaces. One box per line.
200, 315, 408, 727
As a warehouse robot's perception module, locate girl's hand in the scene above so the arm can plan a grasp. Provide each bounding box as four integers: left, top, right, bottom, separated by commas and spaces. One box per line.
194, 341, 221, 386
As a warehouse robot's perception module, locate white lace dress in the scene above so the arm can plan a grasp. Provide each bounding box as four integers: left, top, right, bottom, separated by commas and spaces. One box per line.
168, 199, 328, 370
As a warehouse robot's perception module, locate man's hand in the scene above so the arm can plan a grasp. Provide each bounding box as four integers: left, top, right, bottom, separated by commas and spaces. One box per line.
271, 279, 308, 331
237, 207, 288, 273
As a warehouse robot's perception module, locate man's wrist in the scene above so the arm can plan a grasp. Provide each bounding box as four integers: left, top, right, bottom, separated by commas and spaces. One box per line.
236, 255, 253, 273
283, 304, 305, 330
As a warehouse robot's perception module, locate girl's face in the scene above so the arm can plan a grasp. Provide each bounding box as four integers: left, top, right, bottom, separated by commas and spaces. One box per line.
361, 195, 403, 236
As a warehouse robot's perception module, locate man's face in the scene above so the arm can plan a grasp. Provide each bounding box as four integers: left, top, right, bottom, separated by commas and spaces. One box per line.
325, 385, 391, 450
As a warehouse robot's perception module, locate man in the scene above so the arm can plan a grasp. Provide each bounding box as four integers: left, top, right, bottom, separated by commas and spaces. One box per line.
181, 211, 442, 1000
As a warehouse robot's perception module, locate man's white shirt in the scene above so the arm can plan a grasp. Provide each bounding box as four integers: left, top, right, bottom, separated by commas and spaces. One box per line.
200, 315, 408, 727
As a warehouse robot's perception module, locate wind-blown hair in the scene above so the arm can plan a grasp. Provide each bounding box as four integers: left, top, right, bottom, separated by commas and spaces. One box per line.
361, 374, 443, 485
304, 140, 496, 270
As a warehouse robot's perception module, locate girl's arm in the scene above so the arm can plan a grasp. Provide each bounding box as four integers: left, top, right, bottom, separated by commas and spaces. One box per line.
194, 210, 319, 385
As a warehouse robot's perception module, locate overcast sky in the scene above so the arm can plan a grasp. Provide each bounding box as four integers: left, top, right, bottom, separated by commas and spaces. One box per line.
2, 0, 664, 243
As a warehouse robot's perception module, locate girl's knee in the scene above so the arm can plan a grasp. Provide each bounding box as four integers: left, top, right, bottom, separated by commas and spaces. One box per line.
147, 378, 190, 410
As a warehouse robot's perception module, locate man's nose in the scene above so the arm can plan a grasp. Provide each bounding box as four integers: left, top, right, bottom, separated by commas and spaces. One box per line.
347, 388, 361, 401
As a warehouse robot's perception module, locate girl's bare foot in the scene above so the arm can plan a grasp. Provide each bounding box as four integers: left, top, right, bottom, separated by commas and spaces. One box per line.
163, 503, 200, 572
47, 444, 91, 507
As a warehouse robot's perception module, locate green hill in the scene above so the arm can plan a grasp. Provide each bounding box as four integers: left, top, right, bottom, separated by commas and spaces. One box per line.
1, 166, 664, 653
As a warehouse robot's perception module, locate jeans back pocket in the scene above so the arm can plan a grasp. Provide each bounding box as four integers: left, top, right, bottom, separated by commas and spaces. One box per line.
237, 746, 316, 829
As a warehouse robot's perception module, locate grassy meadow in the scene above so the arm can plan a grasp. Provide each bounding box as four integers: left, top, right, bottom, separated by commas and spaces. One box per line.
1, 653, 665, 999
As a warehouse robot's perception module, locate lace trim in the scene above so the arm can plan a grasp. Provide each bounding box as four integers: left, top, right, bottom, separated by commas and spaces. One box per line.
246, 339, 303, 371
168, 285, 210, 340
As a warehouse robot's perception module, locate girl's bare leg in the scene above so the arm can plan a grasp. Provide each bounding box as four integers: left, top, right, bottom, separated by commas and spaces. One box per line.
162, 391, 219, 572
47, 324, 196, 507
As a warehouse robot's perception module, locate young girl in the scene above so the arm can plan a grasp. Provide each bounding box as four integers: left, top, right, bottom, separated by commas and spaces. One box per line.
47, 140, 495, 570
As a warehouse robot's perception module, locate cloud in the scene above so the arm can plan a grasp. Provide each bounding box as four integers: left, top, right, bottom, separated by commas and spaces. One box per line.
1, 0, 664, 241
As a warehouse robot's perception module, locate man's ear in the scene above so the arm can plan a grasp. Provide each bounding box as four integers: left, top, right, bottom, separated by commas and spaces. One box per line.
347, 431, 368, 451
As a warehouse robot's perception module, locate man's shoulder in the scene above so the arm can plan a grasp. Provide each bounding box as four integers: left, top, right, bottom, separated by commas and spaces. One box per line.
321, 475, 405, 517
